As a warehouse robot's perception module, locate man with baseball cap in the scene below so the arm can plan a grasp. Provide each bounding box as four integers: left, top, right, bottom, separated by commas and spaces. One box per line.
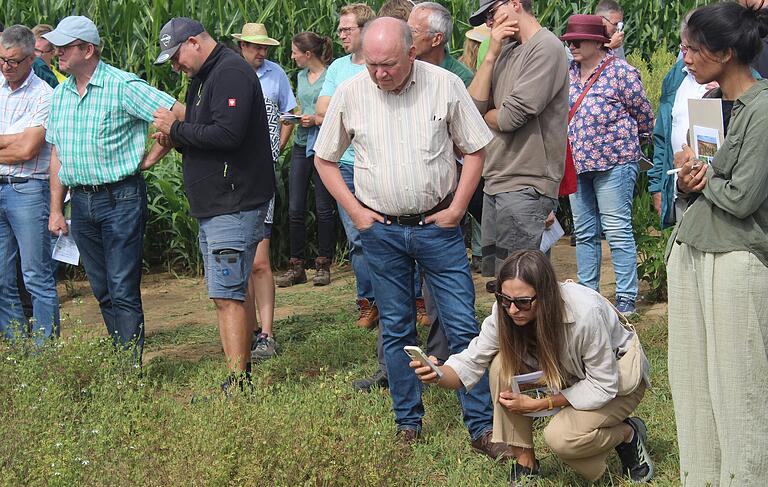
44, 15, 183, 362
149, 18, 275, 394
467, 0, 568, 294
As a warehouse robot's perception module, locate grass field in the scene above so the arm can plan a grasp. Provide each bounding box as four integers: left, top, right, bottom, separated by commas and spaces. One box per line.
0, 249, 680, 486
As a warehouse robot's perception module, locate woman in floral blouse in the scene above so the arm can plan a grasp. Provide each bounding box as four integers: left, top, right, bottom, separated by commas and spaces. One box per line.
561, 14, 654, 315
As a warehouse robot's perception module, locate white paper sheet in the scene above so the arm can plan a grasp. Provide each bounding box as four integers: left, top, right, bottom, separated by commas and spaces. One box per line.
539, 219, 565, 253
52, 221, 79, 265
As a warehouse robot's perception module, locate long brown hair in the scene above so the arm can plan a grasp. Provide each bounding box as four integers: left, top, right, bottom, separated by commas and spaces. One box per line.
496, 250, 567, 391
292, 31, 333, 65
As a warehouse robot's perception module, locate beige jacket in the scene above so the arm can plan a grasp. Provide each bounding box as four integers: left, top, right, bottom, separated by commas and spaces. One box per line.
445, 282, 651, 410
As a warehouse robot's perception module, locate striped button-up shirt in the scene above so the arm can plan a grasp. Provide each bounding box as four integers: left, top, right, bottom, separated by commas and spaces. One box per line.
45, 61, 176, 186
314, 60, 492, 215
0, 71, 53, 179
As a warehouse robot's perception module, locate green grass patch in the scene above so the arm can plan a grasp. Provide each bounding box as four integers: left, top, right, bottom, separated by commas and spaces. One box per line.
1, 311, 679, 486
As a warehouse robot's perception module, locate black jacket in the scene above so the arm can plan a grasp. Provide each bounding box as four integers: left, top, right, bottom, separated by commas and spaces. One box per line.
753, 37, 768, 80
170, 44, 274, 218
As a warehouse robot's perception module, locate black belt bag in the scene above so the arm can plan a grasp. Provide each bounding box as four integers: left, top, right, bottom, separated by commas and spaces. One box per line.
365, 193, 454, 227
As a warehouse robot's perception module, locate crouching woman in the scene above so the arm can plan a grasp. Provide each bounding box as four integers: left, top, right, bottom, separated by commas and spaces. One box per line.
410, 250, 652, 484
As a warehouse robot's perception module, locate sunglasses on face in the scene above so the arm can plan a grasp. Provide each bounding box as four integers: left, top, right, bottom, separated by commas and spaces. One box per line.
495, 292, 537, 311
567, 40, 583, 48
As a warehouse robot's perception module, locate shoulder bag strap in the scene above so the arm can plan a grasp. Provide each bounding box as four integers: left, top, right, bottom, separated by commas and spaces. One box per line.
568, 56, 616, 123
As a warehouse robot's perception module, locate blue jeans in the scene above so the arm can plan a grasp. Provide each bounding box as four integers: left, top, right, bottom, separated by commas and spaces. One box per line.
569, 163, 639, 301
337, 164, 375, 301
70, 175, 148, 358
0, 179, 59, 343
360, 221, 493, 439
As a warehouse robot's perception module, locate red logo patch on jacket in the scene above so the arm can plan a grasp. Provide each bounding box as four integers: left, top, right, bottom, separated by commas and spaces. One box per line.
228, 98, 237, 107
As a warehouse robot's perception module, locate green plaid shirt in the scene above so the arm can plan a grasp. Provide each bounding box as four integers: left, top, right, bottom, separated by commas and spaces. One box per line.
46, 61, 176, 186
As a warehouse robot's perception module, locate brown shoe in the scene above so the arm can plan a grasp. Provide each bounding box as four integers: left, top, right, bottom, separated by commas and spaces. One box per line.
275, 258, 307, 287
470, 430, 515, 462
395, 428, 420, 447
356, 298, 379, 329
312, 257, 331, 286
415, 297, 430, 327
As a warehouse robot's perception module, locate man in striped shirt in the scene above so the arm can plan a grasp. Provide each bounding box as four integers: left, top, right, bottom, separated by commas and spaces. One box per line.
314, 17, 511, 458
44, 16, 183, 361
0, 25, 59, 343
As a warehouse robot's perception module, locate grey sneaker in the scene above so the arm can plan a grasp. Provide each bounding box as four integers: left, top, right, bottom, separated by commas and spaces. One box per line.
615, 417, 654, 482
251, 333, 277, 362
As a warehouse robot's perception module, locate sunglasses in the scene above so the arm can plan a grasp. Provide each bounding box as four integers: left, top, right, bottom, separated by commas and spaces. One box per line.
567, 40, 583, 48
495, 292, 537, 311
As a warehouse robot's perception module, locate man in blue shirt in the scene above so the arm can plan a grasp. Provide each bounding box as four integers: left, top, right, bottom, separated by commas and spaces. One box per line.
233, 23, 296, 151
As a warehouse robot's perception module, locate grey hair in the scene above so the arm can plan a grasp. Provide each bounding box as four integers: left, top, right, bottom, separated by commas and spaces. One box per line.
0, 25, 35, 57
363, 17, 413, 54
412, 2, 452, 45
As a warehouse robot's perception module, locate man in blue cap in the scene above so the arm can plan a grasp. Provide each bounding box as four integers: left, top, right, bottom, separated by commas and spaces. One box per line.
44, 16, 184, 362
149, 18, 275, 393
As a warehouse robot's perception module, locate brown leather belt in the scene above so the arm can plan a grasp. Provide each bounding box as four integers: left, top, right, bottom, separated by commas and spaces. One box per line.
364, 193, 454, 226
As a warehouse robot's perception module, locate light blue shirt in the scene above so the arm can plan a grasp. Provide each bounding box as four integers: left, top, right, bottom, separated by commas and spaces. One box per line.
319, 54, 366, 166
256, 59, 297, 113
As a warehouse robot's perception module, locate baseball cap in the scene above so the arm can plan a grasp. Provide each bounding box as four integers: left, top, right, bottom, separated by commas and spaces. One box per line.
42, 16, 101, 46
469, 0, 497, 27
155, 17, 205, 65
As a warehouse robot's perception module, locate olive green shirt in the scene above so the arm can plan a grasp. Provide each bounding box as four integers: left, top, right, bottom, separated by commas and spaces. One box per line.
670, 80, 768, 268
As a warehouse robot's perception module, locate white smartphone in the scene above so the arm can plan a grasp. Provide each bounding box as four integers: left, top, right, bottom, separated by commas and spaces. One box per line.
404, 346, 444, 380
617, 21, 625, 32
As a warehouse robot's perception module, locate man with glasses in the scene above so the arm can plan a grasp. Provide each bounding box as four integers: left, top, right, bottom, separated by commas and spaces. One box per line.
43, 16, 182, 362
0, 25, 59, 344
467, 0, 568, 291
32, 24, 67, 84
595, 0, 625, 59
314, 4, 383, 347
151, 17, 275, 394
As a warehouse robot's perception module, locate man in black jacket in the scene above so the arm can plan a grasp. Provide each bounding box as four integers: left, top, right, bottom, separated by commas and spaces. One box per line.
148, 18, 275, 392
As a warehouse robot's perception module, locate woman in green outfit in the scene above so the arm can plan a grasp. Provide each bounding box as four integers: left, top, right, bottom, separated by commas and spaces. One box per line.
275, 32, 337, 288
668, 3, 768, 486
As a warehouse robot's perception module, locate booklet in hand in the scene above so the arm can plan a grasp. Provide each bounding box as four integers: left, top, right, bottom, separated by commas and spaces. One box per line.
511, 370, 561, 418
279, 113, 302, 124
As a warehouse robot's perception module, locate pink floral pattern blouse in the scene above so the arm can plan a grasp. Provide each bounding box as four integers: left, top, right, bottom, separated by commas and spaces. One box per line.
568, 56, 654, 174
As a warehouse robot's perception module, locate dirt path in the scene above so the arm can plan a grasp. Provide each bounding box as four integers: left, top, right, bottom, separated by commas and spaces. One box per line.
58, 237, 664, 363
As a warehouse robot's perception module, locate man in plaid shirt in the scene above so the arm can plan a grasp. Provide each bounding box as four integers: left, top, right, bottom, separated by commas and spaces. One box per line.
44, 16, 183, 361
0, 25, 59, 343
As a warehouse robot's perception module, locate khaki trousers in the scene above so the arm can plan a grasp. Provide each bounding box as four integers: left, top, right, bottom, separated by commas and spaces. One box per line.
488, 355, 645, 481
667, 244, 768, 486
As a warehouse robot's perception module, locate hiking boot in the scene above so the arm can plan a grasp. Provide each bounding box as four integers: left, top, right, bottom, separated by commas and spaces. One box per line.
471, 255, 482, 274
352, 367, 388, 392
356, 298, 379, 329
509, 459, 540, 486
615, 417, 654, 483
470, 429, 516, 462
275, 258, 306, 287
395, 428, 420, 447
312, 257, 331, 286
616, 296, 637, 317
251, 332, 277, 362
415, 297, 430, 327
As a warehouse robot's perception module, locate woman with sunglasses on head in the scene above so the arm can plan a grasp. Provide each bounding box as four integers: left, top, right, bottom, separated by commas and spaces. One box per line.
410, 250, 652, 485
560, 14, 654, 317
667, 3, 768, 486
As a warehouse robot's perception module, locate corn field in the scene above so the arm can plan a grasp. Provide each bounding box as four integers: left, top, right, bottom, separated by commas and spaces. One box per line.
2, 0, 709, 273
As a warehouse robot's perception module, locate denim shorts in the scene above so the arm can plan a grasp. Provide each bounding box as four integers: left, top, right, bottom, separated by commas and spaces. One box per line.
198, 205, 267, 300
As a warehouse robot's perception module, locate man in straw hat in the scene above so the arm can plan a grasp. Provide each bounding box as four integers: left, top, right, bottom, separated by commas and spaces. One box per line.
233, 22, 296, 151
466, 0, 568, 292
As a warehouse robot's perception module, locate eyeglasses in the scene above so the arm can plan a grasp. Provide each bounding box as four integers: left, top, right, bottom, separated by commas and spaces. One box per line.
679, 43, 701, 57
55, 42, 87, 54
601, 15, 622, 27
0, 55, 30, 69
336, 26, 359, 37
486, 0, 510, 21
567, 40, 582, 48
35, 47, 55, 55
495, 292, 537, 311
